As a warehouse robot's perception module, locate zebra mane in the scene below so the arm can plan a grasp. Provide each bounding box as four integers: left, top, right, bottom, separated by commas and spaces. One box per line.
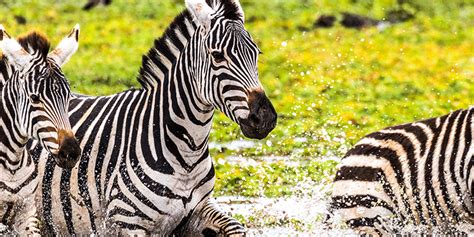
138, 10, 195, 89
206, 0, 243, 21
0, 55, 7, 89
137, 0, 243, 89
0, 31, 51, 89
17, 31, 51, 60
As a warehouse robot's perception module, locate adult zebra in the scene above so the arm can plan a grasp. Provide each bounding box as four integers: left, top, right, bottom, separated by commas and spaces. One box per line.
328, 108, 474, 235
24, 0, 276, 235
0, 25, 81, 234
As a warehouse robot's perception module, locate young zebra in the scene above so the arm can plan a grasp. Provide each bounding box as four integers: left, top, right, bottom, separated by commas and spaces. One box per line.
329, 108, 474, 235
24, 0, 276, 235
0, 25, 82, 234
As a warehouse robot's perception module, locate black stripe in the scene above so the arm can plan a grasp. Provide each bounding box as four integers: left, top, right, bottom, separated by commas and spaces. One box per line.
107, 179, 155, 222
331, 194, 394, 213
42, 155, 56, 234
104, 92, 133, 193
94, 95, 127, 197
368, 129, 420, 223
335, 166, 381, 182
60, 169, 75, 234
76, 97, 117, 233
437, 109, 463, 221
345, 145, 405, 187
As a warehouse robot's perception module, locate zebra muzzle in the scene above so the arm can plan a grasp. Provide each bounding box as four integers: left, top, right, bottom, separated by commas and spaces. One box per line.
239, 90, 277, 139
55, 129, 82, 169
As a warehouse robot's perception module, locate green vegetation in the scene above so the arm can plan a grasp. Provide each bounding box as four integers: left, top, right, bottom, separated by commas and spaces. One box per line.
1, 0, 473, 198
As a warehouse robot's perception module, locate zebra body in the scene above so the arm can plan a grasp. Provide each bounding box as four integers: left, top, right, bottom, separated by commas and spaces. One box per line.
330, 108, 474, 235
0, 26, 81, 234
27, 0, 276, 235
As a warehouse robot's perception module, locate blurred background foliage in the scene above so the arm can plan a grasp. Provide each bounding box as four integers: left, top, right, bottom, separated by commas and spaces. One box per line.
0, 0, 472, 197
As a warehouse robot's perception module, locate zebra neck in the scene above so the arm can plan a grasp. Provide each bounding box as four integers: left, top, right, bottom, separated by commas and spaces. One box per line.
136, 10, 213, 168
156, 65, 214, 168
0, 85, 28, 168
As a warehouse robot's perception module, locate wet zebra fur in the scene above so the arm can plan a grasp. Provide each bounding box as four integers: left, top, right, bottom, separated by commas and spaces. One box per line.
19, 0, 276, 235
329, 108, 474, 236
0, 26, 81, 235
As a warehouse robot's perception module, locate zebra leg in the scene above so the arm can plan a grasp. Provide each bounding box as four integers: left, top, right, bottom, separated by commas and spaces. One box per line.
0, 202, 14, 234
11, 199, 41, 236
187, 201, 246, 237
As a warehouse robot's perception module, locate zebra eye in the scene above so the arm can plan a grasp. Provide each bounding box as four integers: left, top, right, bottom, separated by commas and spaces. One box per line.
211, 51, 226, 63
30, 94, 41, 104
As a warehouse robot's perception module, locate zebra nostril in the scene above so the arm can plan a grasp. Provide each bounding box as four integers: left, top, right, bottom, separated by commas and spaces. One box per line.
248, 113, 260, 127
56, 134, 81, 169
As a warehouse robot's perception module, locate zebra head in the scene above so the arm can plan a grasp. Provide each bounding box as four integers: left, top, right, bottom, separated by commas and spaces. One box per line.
186, 0, 277, 139
0, 25, 81, 169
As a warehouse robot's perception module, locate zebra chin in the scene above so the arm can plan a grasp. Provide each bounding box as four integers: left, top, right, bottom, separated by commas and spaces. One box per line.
238, 90, 277, 139
52, 129, 82, 169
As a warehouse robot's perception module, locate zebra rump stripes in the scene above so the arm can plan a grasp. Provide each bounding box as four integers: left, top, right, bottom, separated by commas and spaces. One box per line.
0, 25, 81, 234
329, 108, 474, 235
24, 0, 277, 235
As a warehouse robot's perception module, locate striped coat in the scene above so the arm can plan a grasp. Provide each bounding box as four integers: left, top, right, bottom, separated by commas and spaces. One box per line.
23, 0, 276, 235
330, 108, 474, 235
0, 26, 81, 235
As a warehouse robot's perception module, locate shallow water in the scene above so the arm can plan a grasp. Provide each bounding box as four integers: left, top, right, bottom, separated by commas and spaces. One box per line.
209, 140, 257, 151
214, 193, 474, 236
212, 150, 474, 236
212, 182, 360, 236
213, 195, 358, 236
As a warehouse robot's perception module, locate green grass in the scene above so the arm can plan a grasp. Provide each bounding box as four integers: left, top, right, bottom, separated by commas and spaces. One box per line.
1, 0, 473, 197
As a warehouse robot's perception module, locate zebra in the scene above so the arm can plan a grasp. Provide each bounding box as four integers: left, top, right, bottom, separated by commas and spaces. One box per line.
328, 108, 474, 236
17, 0, 277, 235
83, 0, 112, 10
0, 25, 82, 234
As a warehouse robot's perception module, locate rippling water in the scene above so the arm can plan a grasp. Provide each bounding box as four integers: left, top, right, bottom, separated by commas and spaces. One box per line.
212, 152, 473, 236
214, 193, 474, 236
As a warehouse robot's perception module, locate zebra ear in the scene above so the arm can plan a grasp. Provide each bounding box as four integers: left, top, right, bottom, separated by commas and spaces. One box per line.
48, 24, 80, 67
186, 0, 215, 32
0, 24, 33, 70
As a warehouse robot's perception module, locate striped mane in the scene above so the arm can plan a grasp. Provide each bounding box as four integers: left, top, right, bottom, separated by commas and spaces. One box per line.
206, 0, 243, 21
137, 10, 195, 89
0, 56, 7, 89
17, 31, 51, 59
0, 31, 51, 89
137, 0, 243, 89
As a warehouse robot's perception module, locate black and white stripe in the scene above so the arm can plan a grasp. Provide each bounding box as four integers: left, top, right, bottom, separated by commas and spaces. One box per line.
28, 0, 276, 235
0, 27, 81, 235
329, 108, 474, 235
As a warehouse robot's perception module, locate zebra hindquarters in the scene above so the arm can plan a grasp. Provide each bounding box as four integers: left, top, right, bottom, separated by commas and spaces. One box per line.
328, 137, 414, 236
183, 200, 245, 237
329, 163, 397, 236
